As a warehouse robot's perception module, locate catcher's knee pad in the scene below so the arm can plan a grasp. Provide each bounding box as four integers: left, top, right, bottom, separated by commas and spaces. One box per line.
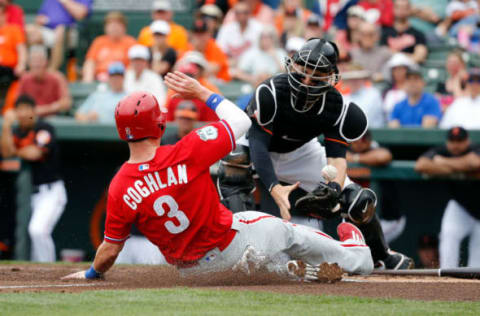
221, 192, 255, 213
218, 145, 255, 213
340, 183, 377, 225
218, 145, 254, 187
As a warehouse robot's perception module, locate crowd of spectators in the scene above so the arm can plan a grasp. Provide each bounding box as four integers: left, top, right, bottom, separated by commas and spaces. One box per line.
0, 0, 478, 130
1, 0, 480, 267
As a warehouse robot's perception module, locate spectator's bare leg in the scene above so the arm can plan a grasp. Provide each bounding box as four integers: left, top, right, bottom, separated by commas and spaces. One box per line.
50, 26, 66, 70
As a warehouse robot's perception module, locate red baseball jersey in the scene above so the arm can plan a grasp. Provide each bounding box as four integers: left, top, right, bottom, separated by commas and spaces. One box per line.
105, 121, 236, 264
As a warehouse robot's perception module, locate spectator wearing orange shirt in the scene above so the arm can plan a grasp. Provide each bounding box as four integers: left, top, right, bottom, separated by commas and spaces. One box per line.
186, 19, 230, 82
18, 46, 71, 117
0, 5, 26, 104
223, 0, 274, 25
165, 52, 219, 122
137, 0, 189, 53
0, 0, 24, 31
275, 0, 311, 37
82, 11, 136, 83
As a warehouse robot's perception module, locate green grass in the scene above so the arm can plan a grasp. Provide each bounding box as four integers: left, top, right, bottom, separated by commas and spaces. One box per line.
0, 288, 478, 316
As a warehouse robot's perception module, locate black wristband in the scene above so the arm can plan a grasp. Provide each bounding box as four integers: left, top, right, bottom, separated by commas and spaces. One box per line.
327, 181, 342, 193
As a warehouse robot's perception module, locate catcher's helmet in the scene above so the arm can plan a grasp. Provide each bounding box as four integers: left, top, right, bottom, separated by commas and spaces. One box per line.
115, 91, 166, 141
285, 38, 340, 112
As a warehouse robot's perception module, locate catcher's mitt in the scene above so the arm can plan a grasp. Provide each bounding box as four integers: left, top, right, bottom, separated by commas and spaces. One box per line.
294, 182, 341, 219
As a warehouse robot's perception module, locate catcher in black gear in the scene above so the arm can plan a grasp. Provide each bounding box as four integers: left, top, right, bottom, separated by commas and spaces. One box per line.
218, 38, 414, 270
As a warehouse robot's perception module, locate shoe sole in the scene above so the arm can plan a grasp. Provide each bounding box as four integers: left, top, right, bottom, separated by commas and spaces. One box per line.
288, 261, 343, 283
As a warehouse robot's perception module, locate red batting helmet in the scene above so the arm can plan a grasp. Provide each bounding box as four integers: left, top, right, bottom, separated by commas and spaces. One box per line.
115, 91, 166, 141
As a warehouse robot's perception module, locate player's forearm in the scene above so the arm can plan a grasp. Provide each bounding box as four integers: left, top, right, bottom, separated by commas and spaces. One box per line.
249, 122, 278, 191
327, 157, 347, 187
92, 241, 123, 274
358, 149, 393, 166
415, 158, 453, 175
1, 126, 16, 158
205, 93, 251, 140
17, 145, 44, 161
442, 154, 480, 172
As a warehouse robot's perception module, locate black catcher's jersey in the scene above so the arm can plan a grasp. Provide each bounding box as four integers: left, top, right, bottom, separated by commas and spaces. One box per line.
246, 74, 368, 156
246, 74, 368, 191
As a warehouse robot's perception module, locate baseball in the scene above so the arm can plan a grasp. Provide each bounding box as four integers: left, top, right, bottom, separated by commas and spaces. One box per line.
321, 165, 338, 182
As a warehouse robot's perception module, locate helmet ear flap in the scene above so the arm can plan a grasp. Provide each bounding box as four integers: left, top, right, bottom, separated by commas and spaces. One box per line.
328, 40, 340, 59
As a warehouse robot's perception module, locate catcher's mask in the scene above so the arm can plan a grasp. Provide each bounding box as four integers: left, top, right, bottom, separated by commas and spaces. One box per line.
285, 38, 340, 113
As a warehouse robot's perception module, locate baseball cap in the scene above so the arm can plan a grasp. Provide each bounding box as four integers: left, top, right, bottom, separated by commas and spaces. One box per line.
180, 51, 208, 70
347, 5, 366, 19
200, 4, 223, 19
128, 44, 150, 60
175, 101, 198, 120
151, 20, 170, 35
447, 126, 469, 141
108, 62, 125, 76
192, 19, 208, 33
306, 14, 323, 27
178, 62, 200, 77
152, 0, 171, 11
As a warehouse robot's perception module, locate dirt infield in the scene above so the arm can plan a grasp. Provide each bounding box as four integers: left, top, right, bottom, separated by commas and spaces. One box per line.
1, 264, 479, 301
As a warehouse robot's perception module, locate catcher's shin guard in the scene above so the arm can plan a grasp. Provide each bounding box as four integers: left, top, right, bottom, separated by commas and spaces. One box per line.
355, 214, 389, 262
340, 183, 389, 262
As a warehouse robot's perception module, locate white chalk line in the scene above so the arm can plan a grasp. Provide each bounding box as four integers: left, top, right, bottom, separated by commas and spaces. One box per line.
0, 283, 112, 290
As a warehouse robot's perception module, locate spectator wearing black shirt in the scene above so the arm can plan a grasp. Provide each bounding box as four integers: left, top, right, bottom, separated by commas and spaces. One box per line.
415, 126, 480, 268
1, 94, 66, 262
380, 0, 428, 64
150, 20, 177, 77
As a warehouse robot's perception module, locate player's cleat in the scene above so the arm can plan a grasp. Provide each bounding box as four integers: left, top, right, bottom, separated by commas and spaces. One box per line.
337, 222, 366, 245
375, 249, 415, 270
287, 260, 343, 283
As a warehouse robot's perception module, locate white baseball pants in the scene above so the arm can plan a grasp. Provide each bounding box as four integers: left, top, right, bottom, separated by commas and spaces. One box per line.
116, 235, 167, 265
179, 211, 373, 275
269, 138, 353, 192
29, 180, 67, 262
440, 199, 480, 268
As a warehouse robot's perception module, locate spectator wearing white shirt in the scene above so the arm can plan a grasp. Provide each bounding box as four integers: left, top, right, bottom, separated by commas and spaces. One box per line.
216, 1, 263, 66
232, 25, 287, 87
124, 44, 166, 107
441, 69, 480, 129
382, 53, 418, 118
75, 62, 126, 124
343, 66, 386, 128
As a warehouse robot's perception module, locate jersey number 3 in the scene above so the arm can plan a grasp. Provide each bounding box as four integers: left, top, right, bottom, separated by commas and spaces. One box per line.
153, 195, 190, 234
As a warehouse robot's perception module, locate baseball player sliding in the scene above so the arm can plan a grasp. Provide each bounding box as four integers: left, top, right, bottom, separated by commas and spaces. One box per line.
63, 72, 373, 281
